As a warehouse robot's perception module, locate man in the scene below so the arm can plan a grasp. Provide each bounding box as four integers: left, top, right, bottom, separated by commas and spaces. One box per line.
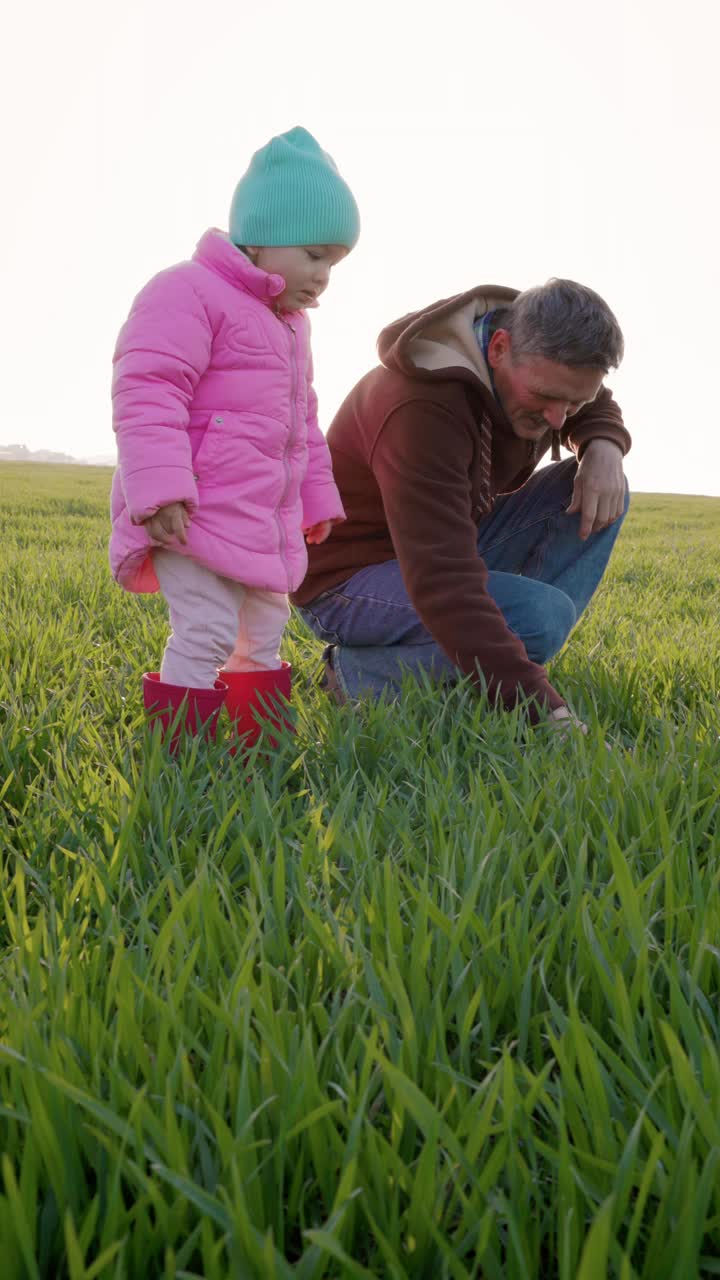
291, 278, 630, 730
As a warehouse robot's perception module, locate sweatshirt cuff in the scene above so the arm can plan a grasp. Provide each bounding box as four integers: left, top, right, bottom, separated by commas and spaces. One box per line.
573, 427, 630, 459
522, 686, 567, 724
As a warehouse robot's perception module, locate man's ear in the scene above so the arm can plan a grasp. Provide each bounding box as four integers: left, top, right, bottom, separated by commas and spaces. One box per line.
487, 328, 511, 369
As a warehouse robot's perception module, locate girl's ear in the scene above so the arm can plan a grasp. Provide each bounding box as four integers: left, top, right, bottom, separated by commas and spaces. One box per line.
244, 245, 259, 263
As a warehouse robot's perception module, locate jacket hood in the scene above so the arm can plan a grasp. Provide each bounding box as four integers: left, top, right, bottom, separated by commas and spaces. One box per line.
377, 285, 520, 387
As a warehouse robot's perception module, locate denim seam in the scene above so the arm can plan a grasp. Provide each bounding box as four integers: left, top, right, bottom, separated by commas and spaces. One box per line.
301, 605, 342, 647
330, 593, 421, 612
318, 589, 356, 605
518, 514, 560, 577
479, 504, 568, 557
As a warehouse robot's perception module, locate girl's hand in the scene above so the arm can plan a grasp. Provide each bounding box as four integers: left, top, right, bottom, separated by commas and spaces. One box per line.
303, 519, 334, 545
143, 502, 191, 547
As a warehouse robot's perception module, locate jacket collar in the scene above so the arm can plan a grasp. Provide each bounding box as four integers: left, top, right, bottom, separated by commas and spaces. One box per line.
193, 229, 286, 304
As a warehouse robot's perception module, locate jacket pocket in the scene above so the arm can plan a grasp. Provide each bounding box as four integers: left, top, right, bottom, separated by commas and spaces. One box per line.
191, 413, 224, 478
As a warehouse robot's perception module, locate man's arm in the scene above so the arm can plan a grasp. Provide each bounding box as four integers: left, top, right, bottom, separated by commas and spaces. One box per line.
371, 400, 567, 714
567, 438, 627, 539
562, 386, 630, 539
561, 385, 631, 458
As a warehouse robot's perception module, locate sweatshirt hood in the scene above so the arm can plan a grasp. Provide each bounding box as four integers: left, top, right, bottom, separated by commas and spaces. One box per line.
377, 285, 520, 386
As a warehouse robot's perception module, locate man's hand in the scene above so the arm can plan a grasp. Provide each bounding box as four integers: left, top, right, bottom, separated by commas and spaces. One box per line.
143, 501, 191, 547
549, 705, 588, 735
304, 519, 336, 545
566, 439, 626, 540
548, 705, 612, 750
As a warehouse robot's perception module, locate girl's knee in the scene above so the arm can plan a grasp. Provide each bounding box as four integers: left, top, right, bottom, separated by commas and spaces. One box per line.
175, 616, 236, 668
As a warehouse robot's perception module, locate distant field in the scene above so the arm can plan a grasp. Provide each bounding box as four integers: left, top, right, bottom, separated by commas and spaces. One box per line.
1, 462, 719, 1278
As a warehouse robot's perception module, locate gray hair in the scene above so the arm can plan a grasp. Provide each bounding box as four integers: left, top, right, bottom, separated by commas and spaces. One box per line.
496, 278, 624, 372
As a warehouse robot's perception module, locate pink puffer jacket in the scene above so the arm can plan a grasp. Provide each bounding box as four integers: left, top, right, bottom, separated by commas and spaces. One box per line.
109, 229, 345, 594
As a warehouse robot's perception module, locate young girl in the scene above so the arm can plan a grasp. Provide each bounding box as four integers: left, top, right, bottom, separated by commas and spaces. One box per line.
109, 126, 359, 749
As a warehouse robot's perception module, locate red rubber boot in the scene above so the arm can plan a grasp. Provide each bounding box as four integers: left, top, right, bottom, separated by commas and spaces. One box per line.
219, 662, 293, 754
142, 672, 228, 753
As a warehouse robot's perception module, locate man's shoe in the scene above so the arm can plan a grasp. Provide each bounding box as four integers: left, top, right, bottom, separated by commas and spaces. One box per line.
319, 652, 347, 707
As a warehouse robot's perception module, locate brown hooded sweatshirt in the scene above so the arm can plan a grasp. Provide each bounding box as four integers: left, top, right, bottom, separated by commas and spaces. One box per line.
292, 286, 631, 712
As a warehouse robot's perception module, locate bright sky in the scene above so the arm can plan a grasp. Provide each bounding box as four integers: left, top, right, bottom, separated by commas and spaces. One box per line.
4, 0, 719, 493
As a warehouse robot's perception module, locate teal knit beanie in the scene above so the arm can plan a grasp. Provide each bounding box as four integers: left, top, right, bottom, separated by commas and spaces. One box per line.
229, 126, 360, 251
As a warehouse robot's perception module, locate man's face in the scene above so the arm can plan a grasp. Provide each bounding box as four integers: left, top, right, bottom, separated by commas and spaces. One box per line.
246, 244, 348, 313
487, 329, 605, 440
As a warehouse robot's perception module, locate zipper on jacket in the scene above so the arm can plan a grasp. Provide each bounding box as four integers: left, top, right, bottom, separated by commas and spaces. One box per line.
275, 317, 297, 591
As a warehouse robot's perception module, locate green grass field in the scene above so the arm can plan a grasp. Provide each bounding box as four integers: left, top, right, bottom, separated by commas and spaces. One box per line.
1, 462, 719, 1279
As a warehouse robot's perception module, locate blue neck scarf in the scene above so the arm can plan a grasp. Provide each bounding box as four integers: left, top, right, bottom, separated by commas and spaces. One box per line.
474, 310, 499, 401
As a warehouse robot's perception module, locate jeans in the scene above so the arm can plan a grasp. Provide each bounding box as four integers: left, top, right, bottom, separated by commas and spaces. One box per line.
298, 458, 629, 700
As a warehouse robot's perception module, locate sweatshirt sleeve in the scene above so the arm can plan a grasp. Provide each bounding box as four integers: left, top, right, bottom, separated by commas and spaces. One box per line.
562, 385, 631, 458
300, 349, 346, 528
371, 400, 566, 713
112, 270, 213, 524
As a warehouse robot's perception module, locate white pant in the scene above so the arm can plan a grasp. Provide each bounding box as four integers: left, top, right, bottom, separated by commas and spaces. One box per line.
153, 551, 290, 688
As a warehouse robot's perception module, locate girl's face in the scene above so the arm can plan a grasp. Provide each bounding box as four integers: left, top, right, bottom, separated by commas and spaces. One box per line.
245, 244, 348, 312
